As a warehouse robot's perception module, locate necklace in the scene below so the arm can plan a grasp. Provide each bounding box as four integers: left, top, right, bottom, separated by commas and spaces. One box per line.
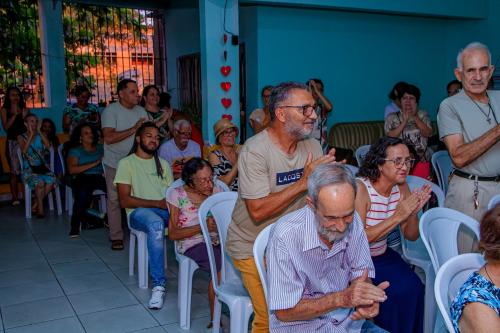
484, 264, 498, 285
469, 93, 499, 125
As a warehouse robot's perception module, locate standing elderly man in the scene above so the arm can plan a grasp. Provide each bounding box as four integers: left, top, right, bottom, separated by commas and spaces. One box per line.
158, 119, 201, 179
102, 79, 149, 250
267, 164, 389, 333
438, 42, 500, 221
226, 82, 336, 332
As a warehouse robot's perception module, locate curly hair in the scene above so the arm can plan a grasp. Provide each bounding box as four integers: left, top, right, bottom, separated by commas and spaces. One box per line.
479, 204, 500, 261
357, 137, 404, 182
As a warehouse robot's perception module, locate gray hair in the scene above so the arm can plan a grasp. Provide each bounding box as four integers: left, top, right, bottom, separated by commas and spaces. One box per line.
173, 119, 191, 131
268, 82, 310, 120
456, 42, 492, 69
307, 164, 357, 205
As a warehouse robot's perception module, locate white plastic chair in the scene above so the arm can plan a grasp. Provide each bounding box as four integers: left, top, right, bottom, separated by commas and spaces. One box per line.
355, 144, 371, 166
199, 192, 253, 333
420, 207, 480, 274
17, 147, 62, 218
165, 178, 228, 329
344, 164, 359, 176
59, 145, 107, 215
488, 194, 500, 210
253, 224, 274, 303
431, 151, 453, 194
403, 175, 445, 333
434, 253, 485, 333
127, 214, 168, 289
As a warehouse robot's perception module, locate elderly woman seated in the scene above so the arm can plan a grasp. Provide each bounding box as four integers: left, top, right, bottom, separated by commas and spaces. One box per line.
166, 157, 224, 328
385, 84, 433, 179
450, 204, 500, 333
18, 114, 57, 218
208, 117, 239, 191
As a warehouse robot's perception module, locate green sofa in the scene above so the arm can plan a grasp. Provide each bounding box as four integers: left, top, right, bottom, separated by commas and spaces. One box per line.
327, 121, 438, 152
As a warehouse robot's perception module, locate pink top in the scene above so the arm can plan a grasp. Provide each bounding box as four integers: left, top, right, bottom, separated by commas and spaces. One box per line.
166, 185, 223, 254
359, 178, 401, 256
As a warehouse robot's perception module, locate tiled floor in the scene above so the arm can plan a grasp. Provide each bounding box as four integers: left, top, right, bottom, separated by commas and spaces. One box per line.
0, 203, 230, 333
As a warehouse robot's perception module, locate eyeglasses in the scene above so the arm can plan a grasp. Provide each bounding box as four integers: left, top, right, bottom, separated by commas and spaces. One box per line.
279, 104, 318, 117
221, 128, 236, 136
383, 157, 415, 169
192, 176, 214, 186
176, 130, 192, 137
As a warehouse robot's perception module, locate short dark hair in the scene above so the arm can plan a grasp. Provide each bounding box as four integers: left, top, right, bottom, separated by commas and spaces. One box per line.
74, 85, 90, 97
159, 92, 171, 109
388, 81, 408, 101
261, 85, 273, 97
400, 84, 421, 103
181, 157, 213, 187
268, 82, 309, 120
357, 137, 405, 182
308, 78, 324, 88
479, 204, 500, 261
446, 79, 462, 91
117, 79, 136, 93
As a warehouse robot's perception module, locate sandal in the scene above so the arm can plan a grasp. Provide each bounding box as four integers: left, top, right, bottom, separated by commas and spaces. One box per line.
111, 240, 124, 251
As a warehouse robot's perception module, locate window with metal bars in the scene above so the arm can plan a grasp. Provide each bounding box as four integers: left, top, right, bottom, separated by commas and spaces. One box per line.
0, 0, 44, 109
62, 2, 167, 106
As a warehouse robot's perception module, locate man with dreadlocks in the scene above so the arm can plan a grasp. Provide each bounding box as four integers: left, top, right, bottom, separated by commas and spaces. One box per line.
115, 122, 173, 309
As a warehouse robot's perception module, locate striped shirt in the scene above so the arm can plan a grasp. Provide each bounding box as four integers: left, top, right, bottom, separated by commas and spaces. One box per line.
266, 206, 375, 333
358, 178, 401, 256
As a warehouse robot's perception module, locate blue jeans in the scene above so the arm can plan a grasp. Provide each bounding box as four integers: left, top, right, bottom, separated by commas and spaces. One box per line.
361, 320, 389, 333
129, 207, 169, 288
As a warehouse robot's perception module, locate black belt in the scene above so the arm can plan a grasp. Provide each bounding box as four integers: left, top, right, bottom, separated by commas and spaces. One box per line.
453, 170, 500, 182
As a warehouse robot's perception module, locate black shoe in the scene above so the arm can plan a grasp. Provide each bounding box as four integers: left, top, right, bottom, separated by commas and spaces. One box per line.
69, 228, 80, 238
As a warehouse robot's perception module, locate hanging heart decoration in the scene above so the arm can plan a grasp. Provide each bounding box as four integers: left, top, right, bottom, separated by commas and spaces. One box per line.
220, 82, 231, 92
221, 98, 232, 108
220, 66, 231, 76
223, 34, 228, 44
222, 114, 233, 121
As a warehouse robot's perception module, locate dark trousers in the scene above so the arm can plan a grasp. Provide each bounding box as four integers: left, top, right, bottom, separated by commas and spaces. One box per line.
70, 174, 107, 231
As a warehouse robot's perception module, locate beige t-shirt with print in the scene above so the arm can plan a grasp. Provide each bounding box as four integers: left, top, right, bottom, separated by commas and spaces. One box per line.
226, 129, 323, 260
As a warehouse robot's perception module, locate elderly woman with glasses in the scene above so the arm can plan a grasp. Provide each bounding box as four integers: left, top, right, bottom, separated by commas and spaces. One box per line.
166, 157, 224, 328
354, 136, 432, 333
208, 117, 240, 191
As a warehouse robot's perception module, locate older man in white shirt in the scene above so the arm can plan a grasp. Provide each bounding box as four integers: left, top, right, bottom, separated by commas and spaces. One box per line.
266, 164, 389, 333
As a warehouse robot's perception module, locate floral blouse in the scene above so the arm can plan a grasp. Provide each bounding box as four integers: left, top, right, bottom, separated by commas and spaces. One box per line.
166, 185, 223, 254
450, 271, 500, 332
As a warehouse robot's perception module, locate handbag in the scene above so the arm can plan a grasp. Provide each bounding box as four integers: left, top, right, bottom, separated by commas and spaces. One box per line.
25, 141, 51, 175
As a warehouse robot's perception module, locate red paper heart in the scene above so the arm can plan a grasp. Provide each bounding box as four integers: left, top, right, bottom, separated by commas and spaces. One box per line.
220, 82, 231, 92
222, 114, 233, 121
221, 98, 232, 108
223, 34, 228, 44
220, 66, 231, 77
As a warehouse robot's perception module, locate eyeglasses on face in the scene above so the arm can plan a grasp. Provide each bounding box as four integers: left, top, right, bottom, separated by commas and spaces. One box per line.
221, 128, 236, 136
383, 157, 415, 169
176, 130, 192, 137
192, 176, 214, 186
279, 104, 318, 117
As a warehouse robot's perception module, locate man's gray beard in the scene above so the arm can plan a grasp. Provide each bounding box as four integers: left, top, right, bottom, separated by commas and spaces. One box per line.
315, 219, 350, 243
284, 120, 312, 140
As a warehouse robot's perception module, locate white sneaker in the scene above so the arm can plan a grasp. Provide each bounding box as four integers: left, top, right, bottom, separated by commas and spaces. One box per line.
148, 286, 165, 309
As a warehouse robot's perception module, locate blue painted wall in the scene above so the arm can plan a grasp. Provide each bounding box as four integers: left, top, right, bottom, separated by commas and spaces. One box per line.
164, 7, 200, 109
239, 1, 500, 135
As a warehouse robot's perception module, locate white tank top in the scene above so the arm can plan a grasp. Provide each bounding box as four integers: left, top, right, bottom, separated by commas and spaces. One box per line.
359, 178, 401, 256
